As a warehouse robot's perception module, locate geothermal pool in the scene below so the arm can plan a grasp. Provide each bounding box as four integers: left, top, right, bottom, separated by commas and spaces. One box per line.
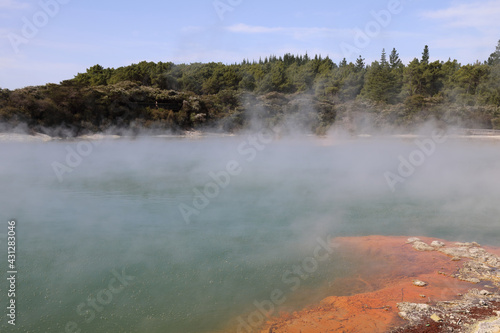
1, 135, 500, 332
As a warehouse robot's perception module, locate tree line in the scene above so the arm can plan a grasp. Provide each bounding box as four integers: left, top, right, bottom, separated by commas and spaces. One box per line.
1, 41, 499, 136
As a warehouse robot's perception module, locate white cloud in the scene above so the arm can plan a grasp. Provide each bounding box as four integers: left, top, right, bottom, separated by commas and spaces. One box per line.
421, 1, 500, 29
0, 0, 29, 10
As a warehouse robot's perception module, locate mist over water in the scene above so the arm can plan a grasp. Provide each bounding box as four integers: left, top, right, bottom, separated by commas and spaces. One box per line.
1, 135, 500, 332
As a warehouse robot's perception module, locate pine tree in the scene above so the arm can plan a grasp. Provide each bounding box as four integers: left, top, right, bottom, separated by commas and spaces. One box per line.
421, 45, 430, 65
389, 48, 402, 69
361, 57, 399, 103
403, 58, 423, 96
380, 49, 388, 67
488, 40, 500, 66
355, 55, 365, 71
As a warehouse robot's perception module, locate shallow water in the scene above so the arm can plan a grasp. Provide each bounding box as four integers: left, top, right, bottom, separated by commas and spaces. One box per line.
0, 136, 499, 332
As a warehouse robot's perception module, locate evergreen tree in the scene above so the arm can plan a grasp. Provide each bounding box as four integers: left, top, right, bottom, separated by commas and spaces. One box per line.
453, 64, 488, 99
403, 58, 423, 96
269, 61, 291, 92
389, 48, 402, 69
421, 60, 444, 97
355, 55, 365, 72
488, 40, 500, 66
359, 49, 398, 103
304, 52, 310, 62
421, 45, 430, 65
73, 64, 113, 86
380, 49, 388, 67
477, 63, 500, 105
361, 56, 399, 103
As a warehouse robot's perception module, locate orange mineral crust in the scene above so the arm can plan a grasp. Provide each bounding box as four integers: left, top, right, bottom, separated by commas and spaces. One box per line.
261, 236, 483, 333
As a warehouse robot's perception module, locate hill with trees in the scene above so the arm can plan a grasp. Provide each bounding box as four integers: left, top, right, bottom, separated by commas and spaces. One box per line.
1, 41, 499, 136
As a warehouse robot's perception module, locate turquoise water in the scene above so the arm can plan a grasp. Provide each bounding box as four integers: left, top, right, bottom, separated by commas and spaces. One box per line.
1, 136, 500, 332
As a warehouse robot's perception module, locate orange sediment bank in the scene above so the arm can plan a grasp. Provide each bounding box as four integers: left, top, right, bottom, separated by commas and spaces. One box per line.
254, 236, 500, 333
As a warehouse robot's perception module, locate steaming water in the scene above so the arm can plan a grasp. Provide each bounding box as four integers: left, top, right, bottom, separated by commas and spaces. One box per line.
1, 136, 500, 332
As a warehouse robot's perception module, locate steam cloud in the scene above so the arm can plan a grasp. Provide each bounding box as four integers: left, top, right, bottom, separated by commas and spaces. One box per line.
1, 123, 500, 332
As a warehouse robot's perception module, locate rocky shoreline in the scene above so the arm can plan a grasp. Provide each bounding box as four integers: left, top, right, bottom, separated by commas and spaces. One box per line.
2, 130, 500, 144
259, 236, 500, 333
0, 130, 238, 142
392, 289, 500, 332
391, 238, 500, 333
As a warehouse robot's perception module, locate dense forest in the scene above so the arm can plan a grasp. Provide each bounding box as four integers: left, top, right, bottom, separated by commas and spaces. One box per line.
1, 41, 500, 136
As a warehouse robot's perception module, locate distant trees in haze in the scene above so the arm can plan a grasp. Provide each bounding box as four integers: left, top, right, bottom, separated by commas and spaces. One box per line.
68, 43, 500, 107
0, 41, 500, 135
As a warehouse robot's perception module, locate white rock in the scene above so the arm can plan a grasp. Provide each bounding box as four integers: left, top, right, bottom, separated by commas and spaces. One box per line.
431, 241, 445, 247
413, 280, 428, 287
413, 241, 435, 251
407, 237, 421, 243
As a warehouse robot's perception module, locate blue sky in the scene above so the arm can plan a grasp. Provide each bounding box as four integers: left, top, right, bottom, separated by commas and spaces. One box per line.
1, 0, 499, 89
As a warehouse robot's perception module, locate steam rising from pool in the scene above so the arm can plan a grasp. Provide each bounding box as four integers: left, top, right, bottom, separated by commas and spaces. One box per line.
1, 135, 500, 332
